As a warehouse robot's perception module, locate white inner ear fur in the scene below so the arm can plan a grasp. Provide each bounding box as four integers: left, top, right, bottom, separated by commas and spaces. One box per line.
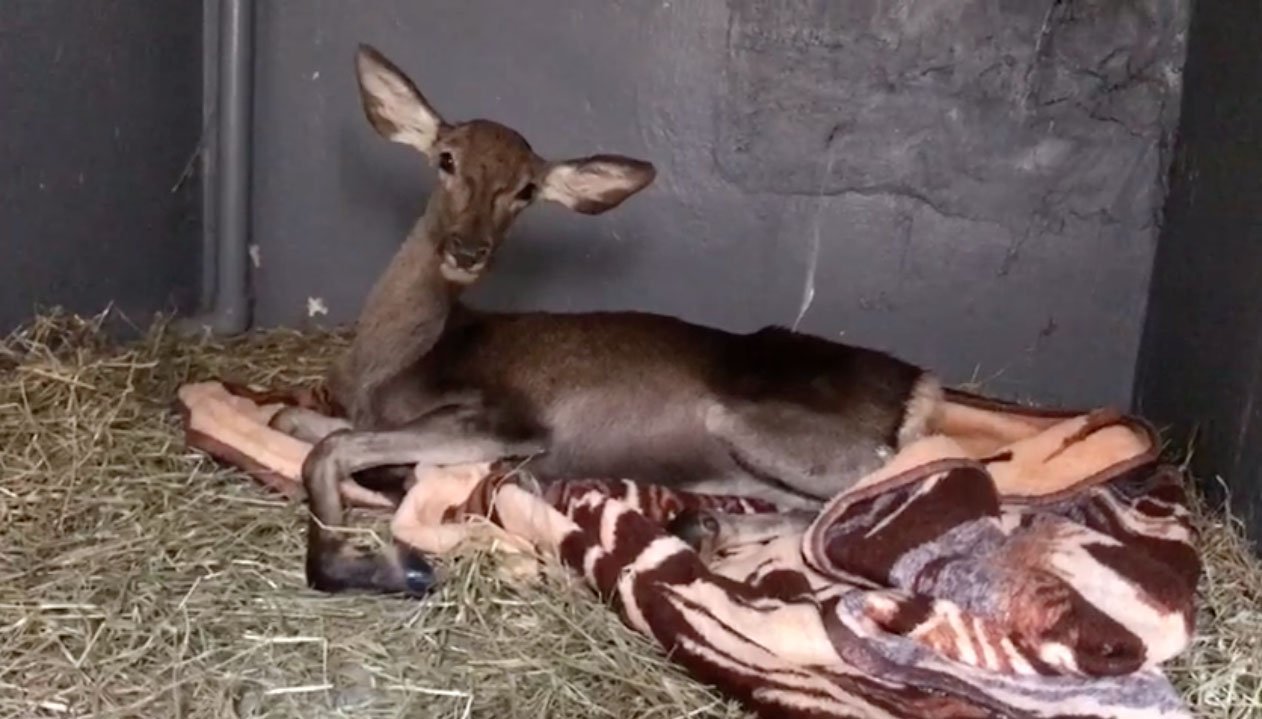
539, 160, 644, 210
357, 59, 444, 153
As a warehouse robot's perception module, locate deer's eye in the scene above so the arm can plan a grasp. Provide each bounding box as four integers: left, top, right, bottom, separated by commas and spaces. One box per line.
438, 152, 455, 174
515, 183, 537, 203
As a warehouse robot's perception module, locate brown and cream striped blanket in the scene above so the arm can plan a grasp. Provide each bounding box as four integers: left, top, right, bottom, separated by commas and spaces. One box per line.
177, 381, 1200, 719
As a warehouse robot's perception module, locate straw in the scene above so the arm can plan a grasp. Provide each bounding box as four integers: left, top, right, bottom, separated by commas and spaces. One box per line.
1, 308, 1256, 718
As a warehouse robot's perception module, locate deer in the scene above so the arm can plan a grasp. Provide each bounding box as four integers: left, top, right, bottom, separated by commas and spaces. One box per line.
267, 44, 945, 599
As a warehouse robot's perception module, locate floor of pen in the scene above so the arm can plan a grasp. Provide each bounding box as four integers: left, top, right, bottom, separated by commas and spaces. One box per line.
1, 311, 1257, 719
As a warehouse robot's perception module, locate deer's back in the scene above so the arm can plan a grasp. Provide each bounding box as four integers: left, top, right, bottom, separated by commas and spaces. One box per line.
429, 309, 923, 408
398, 309, 927, 485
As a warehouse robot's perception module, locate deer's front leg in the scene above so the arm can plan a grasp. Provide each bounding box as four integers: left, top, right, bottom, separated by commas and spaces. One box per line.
301, 405, 545, 597
269, 406, 416, 506
270, 406, 352, 444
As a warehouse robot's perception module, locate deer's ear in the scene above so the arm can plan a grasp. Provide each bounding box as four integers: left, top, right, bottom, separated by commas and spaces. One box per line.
355, 44, 445, 155
539, 155, 656, 215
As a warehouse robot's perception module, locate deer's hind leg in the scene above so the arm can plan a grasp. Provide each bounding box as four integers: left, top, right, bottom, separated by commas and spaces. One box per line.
703, 401, 898, 504
301, 404, 544, 597
703, 376, 942, 503
270, 406, 352, 444
666, 508, 815, 563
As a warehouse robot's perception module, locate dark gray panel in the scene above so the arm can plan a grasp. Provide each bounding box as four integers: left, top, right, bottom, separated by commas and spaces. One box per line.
0, 0, 203, 332
251, 0, 1187, 408
1135, 0, 1262, 546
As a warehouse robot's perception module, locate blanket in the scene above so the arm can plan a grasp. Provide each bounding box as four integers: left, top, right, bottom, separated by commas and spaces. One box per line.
176, 380, 1200, 719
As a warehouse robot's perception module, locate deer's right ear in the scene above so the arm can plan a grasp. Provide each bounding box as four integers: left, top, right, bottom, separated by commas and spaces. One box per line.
355, 44, 445, 155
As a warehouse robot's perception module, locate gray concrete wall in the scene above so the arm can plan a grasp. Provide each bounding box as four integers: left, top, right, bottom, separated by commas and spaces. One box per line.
0, 0, 203, 333
252, 0, 1187, 408
1135, 0, 1262, 547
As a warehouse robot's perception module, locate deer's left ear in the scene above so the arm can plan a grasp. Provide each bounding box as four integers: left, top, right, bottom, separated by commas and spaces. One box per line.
539, 155, 656, 215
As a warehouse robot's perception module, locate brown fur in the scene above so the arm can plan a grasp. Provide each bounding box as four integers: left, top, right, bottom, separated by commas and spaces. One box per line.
286, 44, 944, 596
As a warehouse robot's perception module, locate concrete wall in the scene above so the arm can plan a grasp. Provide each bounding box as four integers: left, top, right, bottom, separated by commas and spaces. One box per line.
0, 0, 203, 332
250, 0, 1188, 409
1135, 0, 1262, 546
0, 0, 1187, 411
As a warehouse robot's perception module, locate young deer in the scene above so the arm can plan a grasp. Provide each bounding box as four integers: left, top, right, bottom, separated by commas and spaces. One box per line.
276, 45, 943, 597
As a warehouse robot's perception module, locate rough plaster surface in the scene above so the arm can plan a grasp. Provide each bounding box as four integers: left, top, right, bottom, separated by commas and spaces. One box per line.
251, 0, 1187, 407
720, 1, 1185, 218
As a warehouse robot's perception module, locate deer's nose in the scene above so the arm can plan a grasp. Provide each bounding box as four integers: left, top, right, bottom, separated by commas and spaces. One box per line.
446, 239, 490, 268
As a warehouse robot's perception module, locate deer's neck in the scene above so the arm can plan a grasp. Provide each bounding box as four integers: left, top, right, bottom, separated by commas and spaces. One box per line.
331, 227, 458, 423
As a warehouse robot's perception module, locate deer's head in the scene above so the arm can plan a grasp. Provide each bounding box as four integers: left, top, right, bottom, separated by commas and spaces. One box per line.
354, 44, 657, 285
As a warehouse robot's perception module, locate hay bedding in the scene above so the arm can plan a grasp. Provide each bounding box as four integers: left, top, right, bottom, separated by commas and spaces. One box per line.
1, 311, 1260, 719
0, 312, 749, 719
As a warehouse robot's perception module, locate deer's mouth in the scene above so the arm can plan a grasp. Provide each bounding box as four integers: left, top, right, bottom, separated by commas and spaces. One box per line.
440, 254, 486, 285
439, 237, 492, 284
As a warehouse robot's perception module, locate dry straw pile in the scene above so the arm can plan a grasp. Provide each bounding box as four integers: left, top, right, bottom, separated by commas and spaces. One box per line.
1, 310, 1258, 718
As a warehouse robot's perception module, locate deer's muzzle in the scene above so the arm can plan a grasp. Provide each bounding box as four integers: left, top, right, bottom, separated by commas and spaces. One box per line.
444, 238, 491, 270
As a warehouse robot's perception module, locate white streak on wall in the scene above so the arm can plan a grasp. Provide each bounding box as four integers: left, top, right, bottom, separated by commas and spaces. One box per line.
793, 142, 839, 331
306, 296, 329, 317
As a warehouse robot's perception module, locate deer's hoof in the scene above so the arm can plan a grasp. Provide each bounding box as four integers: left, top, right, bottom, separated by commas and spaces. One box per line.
396, 542, 437, 597
665, 508, 721, 552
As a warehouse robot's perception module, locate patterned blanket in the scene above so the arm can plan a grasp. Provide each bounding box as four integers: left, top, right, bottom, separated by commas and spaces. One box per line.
176, 381, 1200, 719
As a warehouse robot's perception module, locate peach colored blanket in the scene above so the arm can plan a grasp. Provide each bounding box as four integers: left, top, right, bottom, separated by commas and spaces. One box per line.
177, 380, 1199, 719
